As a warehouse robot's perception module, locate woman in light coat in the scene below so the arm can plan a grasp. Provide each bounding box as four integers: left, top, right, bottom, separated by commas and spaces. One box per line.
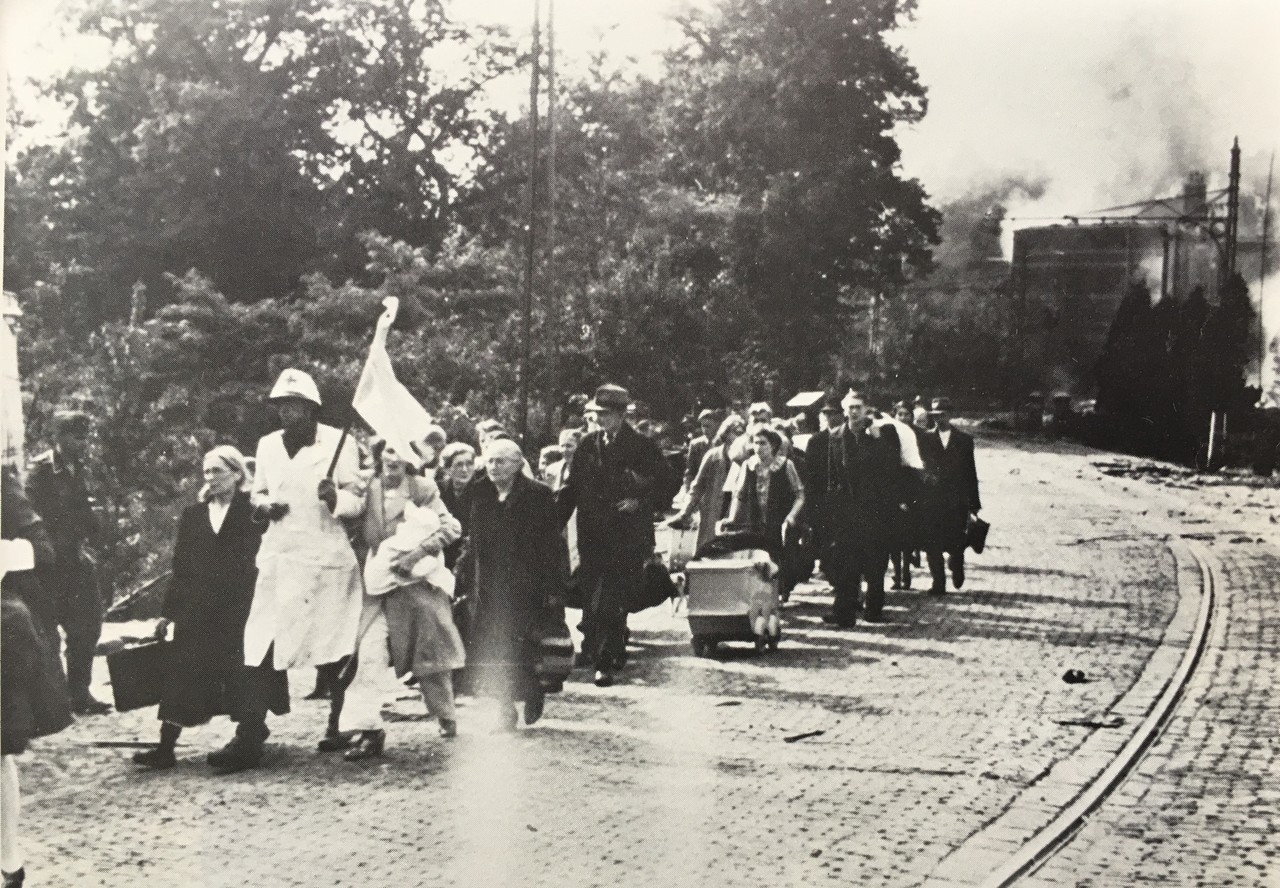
216, 369, 365, 772
337, 442, 464, 759
667, 414, 746, 552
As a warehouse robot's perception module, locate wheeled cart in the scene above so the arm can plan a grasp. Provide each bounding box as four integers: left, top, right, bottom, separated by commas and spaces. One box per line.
684, 549, 782, 657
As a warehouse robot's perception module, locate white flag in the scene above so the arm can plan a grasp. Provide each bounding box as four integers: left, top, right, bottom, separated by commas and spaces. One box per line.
352, 298, 434, 469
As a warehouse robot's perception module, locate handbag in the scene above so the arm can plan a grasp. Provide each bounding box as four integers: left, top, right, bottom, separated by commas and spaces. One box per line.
628, 558, 680, 614
966, 514, 991, 554
106, 639, 170, 712
536, 611, 574, 693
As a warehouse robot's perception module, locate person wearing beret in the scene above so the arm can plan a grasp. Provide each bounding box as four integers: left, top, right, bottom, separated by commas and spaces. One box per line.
558, 384, 677, 687
917, 397, 982, 594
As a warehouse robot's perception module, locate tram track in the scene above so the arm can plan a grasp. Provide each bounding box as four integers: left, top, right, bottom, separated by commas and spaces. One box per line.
972, 540, 1221, 887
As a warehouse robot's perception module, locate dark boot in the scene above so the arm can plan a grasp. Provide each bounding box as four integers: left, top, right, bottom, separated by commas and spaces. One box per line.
133, 722, 180, 769
2, 867, 24, 888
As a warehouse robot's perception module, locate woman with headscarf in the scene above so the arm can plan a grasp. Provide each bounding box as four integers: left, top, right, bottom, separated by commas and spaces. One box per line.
458, 439, 567, 730
132, 446, 274, 770
336, 441, 464, 758
666, 414, 747, 553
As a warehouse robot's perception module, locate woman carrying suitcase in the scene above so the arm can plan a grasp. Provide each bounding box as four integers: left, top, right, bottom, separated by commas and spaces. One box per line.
131, 446, 279, 770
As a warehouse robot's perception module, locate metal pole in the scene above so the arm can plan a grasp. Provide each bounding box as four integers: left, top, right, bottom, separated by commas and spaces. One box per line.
519, 0, 542, 444
1259, 153, 1273, 394
547, 0, 559, 426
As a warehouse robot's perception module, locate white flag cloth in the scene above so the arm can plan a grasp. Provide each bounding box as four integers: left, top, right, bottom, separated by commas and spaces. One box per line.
352, 298, 433, 469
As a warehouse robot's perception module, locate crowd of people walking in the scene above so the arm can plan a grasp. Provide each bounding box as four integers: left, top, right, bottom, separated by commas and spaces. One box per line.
0, 369, 982, 887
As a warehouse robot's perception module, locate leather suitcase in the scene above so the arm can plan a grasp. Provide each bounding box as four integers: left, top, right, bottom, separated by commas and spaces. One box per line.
106, 640, 169, 712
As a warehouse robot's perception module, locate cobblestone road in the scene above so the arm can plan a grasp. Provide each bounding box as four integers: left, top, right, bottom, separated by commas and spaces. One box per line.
12, 435, 1277, 887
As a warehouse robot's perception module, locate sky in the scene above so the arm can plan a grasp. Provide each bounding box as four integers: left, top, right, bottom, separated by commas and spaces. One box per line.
4, 0, 1280, 376
6, 0, 1278, 215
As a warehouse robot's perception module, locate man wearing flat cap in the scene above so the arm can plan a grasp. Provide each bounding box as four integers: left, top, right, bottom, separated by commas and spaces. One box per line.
26, 409, 114, 714
917, 397, 981, 593
559, 384, 676, 686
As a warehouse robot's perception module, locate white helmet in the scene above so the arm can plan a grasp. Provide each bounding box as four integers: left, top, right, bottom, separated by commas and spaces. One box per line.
268, 368, 322, 406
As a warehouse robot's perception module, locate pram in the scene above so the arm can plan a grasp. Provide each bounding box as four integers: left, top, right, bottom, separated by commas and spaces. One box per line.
684, 530, 783, 657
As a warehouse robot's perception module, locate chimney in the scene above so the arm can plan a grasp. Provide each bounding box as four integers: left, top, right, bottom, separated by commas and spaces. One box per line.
1183, 171, 1207, 219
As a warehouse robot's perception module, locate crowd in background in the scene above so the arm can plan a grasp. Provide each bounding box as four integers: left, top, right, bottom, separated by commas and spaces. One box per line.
0, 371, 981, 888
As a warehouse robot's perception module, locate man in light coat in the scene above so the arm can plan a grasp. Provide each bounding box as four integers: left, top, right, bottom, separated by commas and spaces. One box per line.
208, 369, 366, 772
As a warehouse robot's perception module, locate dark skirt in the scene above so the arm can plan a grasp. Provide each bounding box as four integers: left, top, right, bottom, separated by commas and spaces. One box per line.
158, 634, 288, 726
465, 606, 541, 703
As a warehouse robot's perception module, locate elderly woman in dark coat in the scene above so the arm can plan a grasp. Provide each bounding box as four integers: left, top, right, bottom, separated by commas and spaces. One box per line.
459, 439, 568, 731
131, 446, 277, 770
3, 467, 73, 888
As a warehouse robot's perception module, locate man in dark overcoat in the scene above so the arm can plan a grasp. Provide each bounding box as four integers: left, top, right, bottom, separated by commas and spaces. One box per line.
918, 397, 982, 593
26, 410, 113, 715
805, 390, 904, 626
559, 384, 676, 687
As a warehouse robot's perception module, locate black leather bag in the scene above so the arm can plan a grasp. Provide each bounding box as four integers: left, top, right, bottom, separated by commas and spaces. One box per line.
966, 515, 991, 554
537, 611, 574, 692
106, 639, 170, 712
627, 559, 679, 614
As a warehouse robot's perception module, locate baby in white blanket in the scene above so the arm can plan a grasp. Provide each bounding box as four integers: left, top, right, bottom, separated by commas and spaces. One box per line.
363, 500, 456, 599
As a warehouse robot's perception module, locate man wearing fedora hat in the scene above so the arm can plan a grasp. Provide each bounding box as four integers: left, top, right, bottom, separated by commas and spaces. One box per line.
559, 384, 676, 686
917, 397, 981, 593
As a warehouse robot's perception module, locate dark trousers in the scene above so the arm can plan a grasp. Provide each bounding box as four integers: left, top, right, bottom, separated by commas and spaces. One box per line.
315, 657, 353, 736
926, 548, 964, 592
890, 551, 913, 588
233, 648, 289, 748
828, 542, 888, 624
580, 552, 642, 671
49, 560, 104, 699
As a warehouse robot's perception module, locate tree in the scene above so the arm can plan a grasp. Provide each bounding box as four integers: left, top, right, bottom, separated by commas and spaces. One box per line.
5, 0, 516, 323
657, 0, 940, 390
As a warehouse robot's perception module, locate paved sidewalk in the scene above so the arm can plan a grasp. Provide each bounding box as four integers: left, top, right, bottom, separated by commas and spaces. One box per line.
11, 436, 1275, 887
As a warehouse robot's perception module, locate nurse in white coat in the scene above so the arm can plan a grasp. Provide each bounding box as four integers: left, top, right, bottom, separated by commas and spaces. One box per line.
221, 369, 365, 769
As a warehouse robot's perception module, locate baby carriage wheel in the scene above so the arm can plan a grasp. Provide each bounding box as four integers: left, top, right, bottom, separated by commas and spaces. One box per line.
691, 636, 712, 658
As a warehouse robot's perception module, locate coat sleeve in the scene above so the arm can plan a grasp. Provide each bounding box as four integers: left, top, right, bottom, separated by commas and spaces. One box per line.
965, 438, 982, 512
557, 456, 579, 527
161, 509, 195, 623
412, 476, 462, 551
535, 486, 570, 607
250, 437, 273, 510
329, 433, 367, 520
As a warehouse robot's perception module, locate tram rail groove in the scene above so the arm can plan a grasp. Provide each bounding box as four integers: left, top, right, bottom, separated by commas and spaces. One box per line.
979, 541, 1219, 887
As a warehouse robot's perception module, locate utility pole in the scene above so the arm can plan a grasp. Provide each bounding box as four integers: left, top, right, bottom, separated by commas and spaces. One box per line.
1208, 137, 1243, 470
546, 0, 560, 427
1260, 153, 1274, 398
518, 0, 542, 444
